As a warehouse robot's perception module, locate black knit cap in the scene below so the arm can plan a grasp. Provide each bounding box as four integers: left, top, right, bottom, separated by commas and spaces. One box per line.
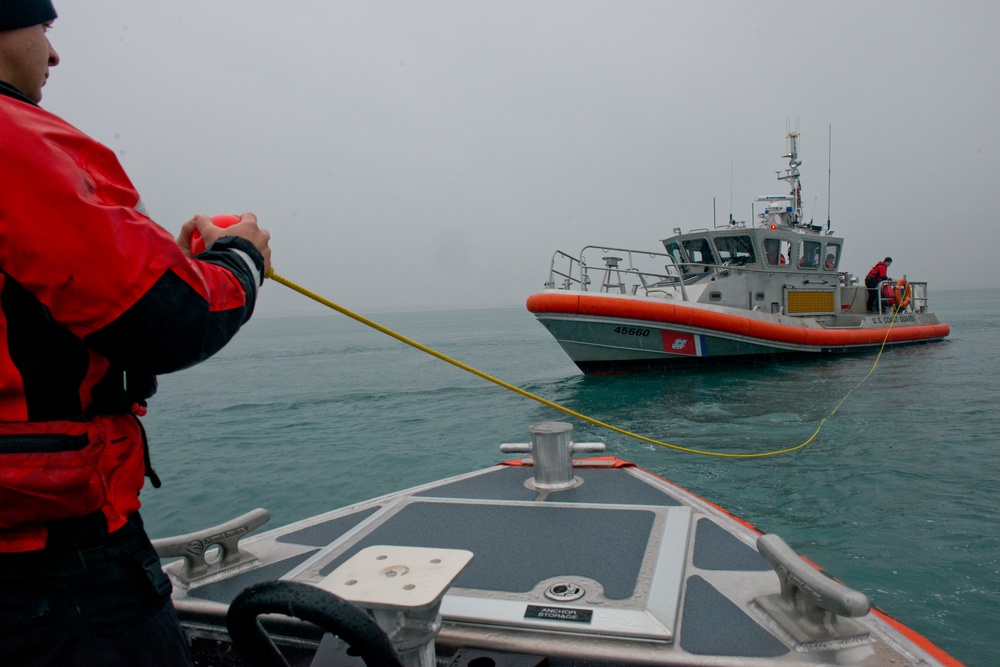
0, 0, 57, 32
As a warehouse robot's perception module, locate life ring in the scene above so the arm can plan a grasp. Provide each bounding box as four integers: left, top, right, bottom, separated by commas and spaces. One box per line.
893, 279, 911, 310
881, 282, 896, 305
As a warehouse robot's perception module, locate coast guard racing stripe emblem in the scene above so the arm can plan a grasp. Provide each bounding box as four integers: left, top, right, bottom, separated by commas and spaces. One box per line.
661, 330, 703, 356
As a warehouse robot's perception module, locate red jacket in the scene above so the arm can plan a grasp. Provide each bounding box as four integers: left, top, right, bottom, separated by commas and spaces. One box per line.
867, 261, 890, 283
0, 89, 264, 552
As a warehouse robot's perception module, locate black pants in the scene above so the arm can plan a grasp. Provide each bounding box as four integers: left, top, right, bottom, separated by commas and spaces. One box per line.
865, 275, 878, 312
0, 513, 193, 667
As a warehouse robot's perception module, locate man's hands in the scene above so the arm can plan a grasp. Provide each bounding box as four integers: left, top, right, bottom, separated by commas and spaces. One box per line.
178, 213, 271, 274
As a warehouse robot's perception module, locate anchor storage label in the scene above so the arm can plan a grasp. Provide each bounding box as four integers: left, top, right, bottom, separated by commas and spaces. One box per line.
524, 605, 593, 623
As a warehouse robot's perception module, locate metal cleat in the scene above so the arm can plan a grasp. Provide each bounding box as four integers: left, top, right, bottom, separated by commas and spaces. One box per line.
152, 508, 270, 584
753, 533, 872, 650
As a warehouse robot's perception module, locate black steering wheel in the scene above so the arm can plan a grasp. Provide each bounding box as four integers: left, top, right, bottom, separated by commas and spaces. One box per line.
225, 580, 403, 667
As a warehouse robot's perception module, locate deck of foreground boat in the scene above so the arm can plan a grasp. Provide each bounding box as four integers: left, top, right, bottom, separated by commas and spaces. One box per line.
154, 423, 961, 667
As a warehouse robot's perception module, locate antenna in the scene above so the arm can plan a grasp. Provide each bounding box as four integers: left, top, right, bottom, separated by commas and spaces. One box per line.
827, 124, 832, 231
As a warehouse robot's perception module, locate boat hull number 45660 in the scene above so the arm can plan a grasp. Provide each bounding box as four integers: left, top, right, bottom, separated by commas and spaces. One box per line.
614, 327, 651, 337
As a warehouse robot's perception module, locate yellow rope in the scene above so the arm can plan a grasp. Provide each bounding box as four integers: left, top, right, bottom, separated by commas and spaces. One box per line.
266, 268, 899, 458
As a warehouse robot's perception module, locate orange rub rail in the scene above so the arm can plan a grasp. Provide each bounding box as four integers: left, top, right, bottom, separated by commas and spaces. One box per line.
526, 293, 950, 348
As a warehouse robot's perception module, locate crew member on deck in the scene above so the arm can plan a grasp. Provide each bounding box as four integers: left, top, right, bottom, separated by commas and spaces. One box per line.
0, 2, 271, 665
865, 257, 893, 312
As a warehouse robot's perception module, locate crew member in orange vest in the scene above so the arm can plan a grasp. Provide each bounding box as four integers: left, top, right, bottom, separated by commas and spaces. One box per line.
0, 2, 272, 664
865, 257, 893, 312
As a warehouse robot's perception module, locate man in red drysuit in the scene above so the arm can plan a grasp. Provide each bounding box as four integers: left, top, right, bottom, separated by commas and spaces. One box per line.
865, 257, 892, 312
0, 2, 271, 664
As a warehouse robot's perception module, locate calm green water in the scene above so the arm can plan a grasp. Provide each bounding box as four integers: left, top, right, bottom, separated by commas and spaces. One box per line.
141, 288, 999, 665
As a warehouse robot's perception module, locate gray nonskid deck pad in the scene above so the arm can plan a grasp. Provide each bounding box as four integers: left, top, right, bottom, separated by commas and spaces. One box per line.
692, 518, 770, 571
185, 550, 320, 603
680, 575, 788, 657
416, 465, 681, 506
276, 507, 381, 547
318, 500, 656, 600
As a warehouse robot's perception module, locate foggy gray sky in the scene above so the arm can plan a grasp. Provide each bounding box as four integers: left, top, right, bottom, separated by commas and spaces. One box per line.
42, 1, 999, 316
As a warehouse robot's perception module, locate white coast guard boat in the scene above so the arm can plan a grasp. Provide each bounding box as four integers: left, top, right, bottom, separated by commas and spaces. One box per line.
154, 422, 963, 666
526, 132, 949, 374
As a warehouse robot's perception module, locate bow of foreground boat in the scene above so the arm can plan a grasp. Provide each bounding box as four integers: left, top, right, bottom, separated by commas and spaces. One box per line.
154, 423, 963, 667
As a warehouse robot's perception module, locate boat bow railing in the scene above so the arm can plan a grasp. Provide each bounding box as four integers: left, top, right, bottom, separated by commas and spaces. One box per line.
545, 246, 689, 301
910, 281, 930, 313
875, 279, 930, 314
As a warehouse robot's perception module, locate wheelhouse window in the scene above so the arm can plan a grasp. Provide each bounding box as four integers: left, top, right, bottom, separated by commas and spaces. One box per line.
713, 235, 756, 265
823, 243, 841, 270
664, 241, 686, 272
682, 238, 716, 272
798, 240, 822, 268
763, 238, 790, 266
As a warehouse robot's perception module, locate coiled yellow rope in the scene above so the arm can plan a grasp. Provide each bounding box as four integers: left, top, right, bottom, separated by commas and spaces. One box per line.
266, 269, 899, 458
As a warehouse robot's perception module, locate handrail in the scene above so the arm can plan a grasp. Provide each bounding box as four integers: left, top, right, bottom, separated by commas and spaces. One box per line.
546, 246, 689, 301
545, 250, 586, 290
910, 281, 929, 313
875, 279, 929, 314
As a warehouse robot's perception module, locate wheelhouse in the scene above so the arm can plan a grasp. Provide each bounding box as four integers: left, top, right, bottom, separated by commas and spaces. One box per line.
662, 228, 843, 281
